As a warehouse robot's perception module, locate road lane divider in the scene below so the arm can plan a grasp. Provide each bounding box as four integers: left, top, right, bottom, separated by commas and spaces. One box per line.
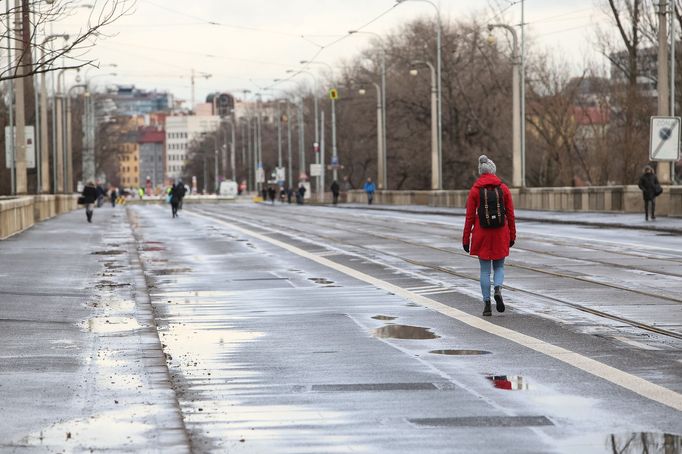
188, 210, 682, 413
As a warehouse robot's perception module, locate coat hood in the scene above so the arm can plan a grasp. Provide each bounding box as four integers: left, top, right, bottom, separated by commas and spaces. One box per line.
473, 173, 503, 188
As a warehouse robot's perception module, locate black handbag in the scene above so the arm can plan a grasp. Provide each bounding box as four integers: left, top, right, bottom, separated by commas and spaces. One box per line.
77, 196, 86, 205
654, 183, 663, 197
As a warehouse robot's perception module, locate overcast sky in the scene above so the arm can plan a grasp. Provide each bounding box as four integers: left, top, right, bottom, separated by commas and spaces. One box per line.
59, 0, 606, 105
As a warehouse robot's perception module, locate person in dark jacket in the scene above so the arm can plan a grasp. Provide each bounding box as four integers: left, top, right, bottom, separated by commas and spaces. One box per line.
110, 187, 117, 207
331, 180, 340, 205
638, 165, 661, 221
267, 186, 276, 205
462, 155, 516, 317
170, 180, 186, 218
297, 183, 306, 205
82, 181, 98, 223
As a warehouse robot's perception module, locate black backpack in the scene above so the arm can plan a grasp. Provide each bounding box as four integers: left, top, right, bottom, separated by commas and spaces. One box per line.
478, 186, 506, 228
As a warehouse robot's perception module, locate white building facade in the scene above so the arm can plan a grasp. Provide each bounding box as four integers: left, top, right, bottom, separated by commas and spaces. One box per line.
165, 115, 221, 180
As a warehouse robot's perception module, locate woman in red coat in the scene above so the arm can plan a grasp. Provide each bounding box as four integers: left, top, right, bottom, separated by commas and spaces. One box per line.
462, 155, 516, 316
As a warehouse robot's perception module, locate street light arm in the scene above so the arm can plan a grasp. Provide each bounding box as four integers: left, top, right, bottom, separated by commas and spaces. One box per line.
488, 23, 519, 60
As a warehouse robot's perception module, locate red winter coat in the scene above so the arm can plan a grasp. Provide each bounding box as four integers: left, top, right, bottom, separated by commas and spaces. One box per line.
462, 174, 516, 260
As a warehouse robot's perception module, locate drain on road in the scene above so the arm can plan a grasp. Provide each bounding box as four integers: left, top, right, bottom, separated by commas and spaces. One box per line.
430, 349, 491, 355
486, 375, 529, 390
409, 416, 552, 427
374, 324, 440, 340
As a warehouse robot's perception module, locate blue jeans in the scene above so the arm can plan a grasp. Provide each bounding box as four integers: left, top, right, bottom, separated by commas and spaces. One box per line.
479, 258, 505, 301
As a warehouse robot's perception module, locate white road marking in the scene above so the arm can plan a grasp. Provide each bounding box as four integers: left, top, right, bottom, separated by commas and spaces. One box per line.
612, 336, 662, 351
189, 211, 682, 413
415, 289, 456, 296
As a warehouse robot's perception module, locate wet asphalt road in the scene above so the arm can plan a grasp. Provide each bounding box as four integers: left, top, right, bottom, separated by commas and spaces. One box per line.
1, 201, 682, 453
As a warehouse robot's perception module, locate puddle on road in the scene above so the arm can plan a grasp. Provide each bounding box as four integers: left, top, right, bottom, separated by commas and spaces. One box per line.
152, 268, 192, 276
372, 315, 397, 321
308, 277, 335, 285
556, 431, 682, 454
83, 316, 143, 334
373, 324, 440, 340
430, 349, 492, 356
91, 250, 125, 256
18, 406, 155, 449
486, 375, 529, 390
96, 280, 131, 289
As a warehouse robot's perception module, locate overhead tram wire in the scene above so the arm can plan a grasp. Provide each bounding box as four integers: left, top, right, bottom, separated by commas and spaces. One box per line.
140, 0, 302, 39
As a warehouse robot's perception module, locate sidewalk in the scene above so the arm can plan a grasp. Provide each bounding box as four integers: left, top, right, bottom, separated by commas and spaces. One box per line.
0, 205, 187, 452
338, 203, 682, 233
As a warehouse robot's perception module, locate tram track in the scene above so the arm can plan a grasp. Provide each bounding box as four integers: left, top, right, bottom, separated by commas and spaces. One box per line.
192, 206, 682, 342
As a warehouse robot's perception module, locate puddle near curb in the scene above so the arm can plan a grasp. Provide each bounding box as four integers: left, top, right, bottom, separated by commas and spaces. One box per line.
18, 406, 155, 448
486, 375, 529, 390
372, 315, 397, 321
83, 316, 143, 334
373, 324, 440, 340
96, 280, 131, 288
430, 349, 491, 356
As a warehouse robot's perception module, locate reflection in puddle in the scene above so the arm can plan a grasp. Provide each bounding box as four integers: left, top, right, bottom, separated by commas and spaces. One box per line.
374, 324, 439, 340
486, 375, 529, 390
372, 315, 397, 321
557, 432, 682, 454
91, 250, 124, 256
430, 349, 491, 356
152, 268, 192, 276
19, 406, 155, 449
84, 316, 143, 334
607, 432, 680, 453
308, 277, 334, 285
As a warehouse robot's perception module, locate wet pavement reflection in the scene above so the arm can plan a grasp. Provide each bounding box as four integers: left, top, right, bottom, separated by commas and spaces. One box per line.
430, 349, 492, 355
373, 324, 440, 339
486, 375, 529, 390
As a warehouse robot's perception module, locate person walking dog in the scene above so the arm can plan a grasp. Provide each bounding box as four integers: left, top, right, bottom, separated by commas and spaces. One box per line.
462, 155, 516, 316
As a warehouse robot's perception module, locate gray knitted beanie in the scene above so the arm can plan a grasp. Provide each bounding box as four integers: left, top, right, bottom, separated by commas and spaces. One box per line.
478, 155, 496, 175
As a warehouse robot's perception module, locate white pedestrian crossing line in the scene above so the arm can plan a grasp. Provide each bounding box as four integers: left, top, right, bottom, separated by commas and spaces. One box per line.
190, 211, 682, 414
406, 285, 443, 292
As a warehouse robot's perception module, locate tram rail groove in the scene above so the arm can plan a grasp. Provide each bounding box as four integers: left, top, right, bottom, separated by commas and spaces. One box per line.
192, 207, 682, 342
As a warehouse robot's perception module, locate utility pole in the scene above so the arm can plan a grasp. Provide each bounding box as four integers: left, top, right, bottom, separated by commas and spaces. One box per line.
14, 0, 27, 194
286, 100, 292, 188
658, 0, 672, 184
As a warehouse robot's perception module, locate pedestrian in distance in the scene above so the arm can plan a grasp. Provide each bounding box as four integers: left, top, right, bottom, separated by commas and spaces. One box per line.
286, 187, 293, 204
81, 181, 98, 223
462, 155, 516, 317
297, 183, 306, 205
267, 186, 276, 205
95, 183, 105, 208
170, 179, 186, 218
331, 180, 340, 205
363, 177, 376, 205
110, 187, 117, 207
638, 165, 662, 221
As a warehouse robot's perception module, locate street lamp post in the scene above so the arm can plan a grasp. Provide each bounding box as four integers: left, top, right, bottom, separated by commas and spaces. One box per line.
358, 82, 383, 189
488, 23, 522, 188
410, 60, 439, 190
349, 30, 388, 189
397, 0, 442, 190
301, 60, 336, 180
286, 69, 320, 189
37, 34, 68, 193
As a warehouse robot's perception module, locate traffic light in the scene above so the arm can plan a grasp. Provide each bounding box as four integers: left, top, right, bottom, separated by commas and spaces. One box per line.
329, 88, 338, 100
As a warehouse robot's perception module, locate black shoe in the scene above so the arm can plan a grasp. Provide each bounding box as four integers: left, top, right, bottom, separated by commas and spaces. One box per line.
483, 300, 492, 316
652, 215, 656, 220
494, 286, 505, 312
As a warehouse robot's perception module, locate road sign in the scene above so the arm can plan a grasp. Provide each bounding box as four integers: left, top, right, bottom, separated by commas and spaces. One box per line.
310, 163, 322, 177
256, 167, 265, 184
650, 116, 681, 161
329, 88, 338, 100
4, 126, 35, 169
275, 167, 286, 182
